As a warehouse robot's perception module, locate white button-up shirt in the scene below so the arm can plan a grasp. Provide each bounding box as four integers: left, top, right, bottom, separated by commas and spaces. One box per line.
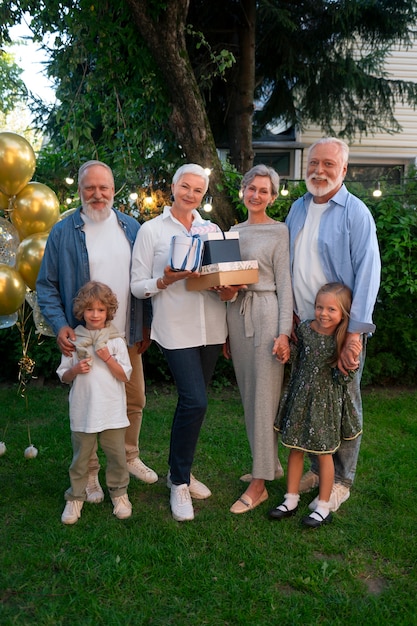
131, 207, 227, 349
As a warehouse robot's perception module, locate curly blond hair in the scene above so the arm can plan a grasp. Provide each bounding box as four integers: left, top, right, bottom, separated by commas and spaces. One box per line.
73, 281, 118, 322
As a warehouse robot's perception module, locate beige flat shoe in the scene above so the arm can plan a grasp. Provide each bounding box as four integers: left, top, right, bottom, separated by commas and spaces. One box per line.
230, 488, 269, 514
240, 469, 284, 483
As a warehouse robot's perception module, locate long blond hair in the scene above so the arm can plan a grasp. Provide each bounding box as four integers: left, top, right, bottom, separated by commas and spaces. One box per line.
315, 282, 352, 366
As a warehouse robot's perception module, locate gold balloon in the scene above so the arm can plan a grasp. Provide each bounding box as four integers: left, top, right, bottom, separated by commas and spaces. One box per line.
0, 132, 36, 197
0, 190, 10, 211
15, 232, 49, 291
11, 182, 60, 239
0, 263, 26, 315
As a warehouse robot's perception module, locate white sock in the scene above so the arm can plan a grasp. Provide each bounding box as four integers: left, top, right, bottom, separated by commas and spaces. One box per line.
277, 492, 300, 512
309, 499, 331, 521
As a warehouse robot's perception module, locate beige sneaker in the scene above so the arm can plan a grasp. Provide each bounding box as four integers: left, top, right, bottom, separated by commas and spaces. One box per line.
167, 472, 211, 500
299, 470, 320, 493
61, 500, 83, 524
111, 494, 132, 519
127, 458, 158, 484
86, 471, 104, 503
309, 483, 350, 512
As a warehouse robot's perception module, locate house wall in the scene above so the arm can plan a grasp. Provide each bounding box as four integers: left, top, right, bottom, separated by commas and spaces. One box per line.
295, 39, 417, 179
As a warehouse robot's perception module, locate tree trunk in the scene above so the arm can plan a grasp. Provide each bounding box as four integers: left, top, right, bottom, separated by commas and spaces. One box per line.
227, 0, 256, 174
125, 0, 236, 230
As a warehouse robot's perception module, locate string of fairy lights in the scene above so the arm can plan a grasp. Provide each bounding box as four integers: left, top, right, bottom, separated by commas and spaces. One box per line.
61, 170, 417, 213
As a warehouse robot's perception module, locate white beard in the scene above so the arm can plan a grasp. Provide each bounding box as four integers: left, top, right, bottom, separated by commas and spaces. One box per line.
306, 172, 345, 199
81, 202, 112, 222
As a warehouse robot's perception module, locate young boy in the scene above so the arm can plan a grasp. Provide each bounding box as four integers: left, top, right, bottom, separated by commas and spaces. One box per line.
57, 281, 133, 524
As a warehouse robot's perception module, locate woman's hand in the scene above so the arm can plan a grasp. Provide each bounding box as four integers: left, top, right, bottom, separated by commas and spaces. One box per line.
222, 337, 231, 360
272, 334, 290, 363
161, 265, 196, 285
212, 285, 247, 301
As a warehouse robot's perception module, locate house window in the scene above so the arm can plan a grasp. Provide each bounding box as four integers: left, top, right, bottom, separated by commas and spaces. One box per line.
346, 164, 403, 187
253, 152, 291, 177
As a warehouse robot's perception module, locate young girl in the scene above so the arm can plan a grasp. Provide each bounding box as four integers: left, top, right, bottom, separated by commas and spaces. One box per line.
269, 282, 362, 527
57, 281, 133, 524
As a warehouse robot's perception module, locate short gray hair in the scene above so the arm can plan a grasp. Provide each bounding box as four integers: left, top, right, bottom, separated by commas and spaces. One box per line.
172, 163, 210, 194
241, 164, 280, 196
307, 138, 349, 166
78, 160, 114, 186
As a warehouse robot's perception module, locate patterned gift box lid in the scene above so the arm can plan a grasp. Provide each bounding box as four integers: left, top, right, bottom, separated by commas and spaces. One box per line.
200, 259, 258, 274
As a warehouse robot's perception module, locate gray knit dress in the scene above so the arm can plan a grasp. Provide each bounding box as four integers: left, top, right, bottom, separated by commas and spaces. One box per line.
227, 222, 293, 480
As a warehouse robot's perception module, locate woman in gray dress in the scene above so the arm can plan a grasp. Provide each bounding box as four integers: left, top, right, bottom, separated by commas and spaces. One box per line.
221, 164, 293, 514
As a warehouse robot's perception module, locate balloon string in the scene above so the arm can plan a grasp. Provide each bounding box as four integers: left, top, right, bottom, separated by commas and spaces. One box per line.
16, 302, 36, 404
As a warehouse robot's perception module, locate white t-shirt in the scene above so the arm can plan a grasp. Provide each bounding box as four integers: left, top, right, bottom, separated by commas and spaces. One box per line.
292, 199, 328, 320
82, 211, 131, 337
57, 336, 132, 433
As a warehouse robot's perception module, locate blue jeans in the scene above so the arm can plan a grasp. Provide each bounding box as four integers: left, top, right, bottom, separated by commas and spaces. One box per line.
160, 344, 221, 485
310, 336, 367, 488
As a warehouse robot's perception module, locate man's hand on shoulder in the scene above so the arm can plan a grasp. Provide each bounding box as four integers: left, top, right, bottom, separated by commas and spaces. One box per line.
57, 326, 76, 356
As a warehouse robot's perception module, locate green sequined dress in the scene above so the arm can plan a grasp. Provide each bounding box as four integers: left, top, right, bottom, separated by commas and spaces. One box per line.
275, 321, 362, 454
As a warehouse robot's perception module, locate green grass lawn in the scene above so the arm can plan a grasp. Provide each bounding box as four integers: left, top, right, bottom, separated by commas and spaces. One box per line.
1, 382, 416, 625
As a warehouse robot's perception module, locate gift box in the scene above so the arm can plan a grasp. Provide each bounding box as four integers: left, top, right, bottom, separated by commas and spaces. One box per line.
200, 231, 241, 266
186, 260, 259, 291
170, 234, 204, 272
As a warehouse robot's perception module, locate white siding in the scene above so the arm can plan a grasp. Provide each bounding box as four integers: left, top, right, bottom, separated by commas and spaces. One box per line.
296, 40, 417, 177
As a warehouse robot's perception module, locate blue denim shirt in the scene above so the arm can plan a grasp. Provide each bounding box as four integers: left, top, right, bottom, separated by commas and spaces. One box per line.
36, 207, 150, 346
286, 185, 381, 334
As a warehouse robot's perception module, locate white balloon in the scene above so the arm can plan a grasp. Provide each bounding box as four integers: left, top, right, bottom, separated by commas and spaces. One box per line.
24, 444, 38, 459
0, 217, 20, 266
25, 290, 55, 337
0, 312, 18, 328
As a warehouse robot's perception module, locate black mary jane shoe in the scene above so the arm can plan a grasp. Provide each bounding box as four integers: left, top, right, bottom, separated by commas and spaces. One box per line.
268, 504, 298, 520
301, 511, 333, 528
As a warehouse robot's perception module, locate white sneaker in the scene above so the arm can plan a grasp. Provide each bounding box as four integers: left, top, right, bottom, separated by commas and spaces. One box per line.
170, 484, 194, 521
86, 472, 104, 503
167, 472, 212, 500
61, 500, 83, 524
127, 458, 158, 484
111, 494, 132, 519
299, 470, 320, 493
308, 483, 350, 512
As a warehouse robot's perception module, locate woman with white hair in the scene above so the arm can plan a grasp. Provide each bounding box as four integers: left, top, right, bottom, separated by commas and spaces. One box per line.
131, 164, 227, 522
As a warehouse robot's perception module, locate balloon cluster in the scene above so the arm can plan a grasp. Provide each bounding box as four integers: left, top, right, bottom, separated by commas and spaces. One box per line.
0, 132, 60, 333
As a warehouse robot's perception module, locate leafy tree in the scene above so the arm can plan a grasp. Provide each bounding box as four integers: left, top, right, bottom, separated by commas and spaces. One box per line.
2, 1, 417, 228
0, 46, 27, 116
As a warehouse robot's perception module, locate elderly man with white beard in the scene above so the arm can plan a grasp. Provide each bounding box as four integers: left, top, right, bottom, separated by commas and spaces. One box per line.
285, 138, 381, 513
37, 160, 157, 502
